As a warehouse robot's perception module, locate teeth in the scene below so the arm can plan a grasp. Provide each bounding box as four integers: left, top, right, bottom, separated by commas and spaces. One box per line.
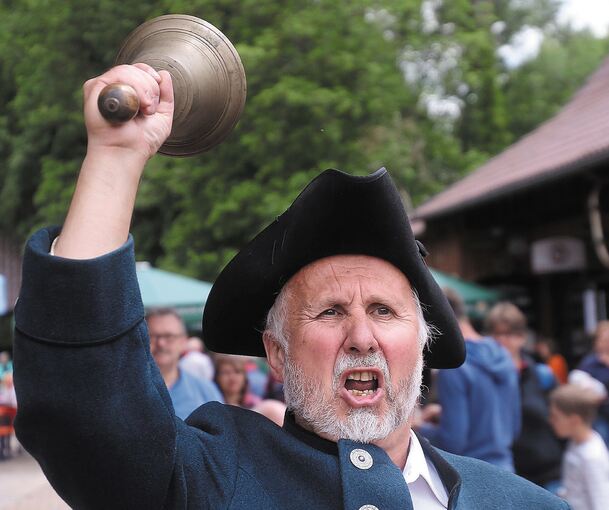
348, 389, 375, 396
347, 371, 378, 381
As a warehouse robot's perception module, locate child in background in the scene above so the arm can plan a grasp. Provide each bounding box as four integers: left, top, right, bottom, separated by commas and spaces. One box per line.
549, 383, 609, 510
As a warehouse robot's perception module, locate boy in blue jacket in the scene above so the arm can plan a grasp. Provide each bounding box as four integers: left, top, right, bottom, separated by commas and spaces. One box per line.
418, 288, 521, 470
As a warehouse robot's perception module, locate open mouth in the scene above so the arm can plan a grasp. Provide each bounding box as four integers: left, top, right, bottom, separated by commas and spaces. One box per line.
344, 370, 380, 397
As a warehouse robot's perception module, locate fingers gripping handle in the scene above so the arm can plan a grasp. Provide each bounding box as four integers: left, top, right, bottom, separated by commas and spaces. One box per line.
97, 83, 140, 123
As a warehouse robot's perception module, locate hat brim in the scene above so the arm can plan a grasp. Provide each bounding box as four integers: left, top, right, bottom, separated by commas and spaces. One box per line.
202, 168, 465, 369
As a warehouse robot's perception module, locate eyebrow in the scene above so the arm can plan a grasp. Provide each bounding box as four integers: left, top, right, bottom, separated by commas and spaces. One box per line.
305, 294, 406, 309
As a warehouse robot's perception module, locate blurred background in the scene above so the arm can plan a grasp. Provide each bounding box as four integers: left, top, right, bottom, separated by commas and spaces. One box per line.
2, 0, 609, 507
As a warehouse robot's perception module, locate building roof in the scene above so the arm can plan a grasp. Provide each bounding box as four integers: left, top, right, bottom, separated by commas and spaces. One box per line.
414, 55, 609, 221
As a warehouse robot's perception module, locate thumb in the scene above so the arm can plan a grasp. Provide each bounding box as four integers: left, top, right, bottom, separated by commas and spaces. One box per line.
157, 70, 174, 117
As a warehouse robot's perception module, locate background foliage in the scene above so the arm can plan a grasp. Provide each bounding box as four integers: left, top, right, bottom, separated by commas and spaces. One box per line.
1, 0, 608, 281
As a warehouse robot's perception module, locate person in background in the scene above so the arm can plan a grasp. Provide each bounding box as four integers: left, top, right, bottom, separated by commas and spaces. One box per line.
0, 372, 17, 408
214, 354, 261, 409
179, 336, 215, 381
535, 337, 569, 384
577, 320, 609, 446
244, 358, 269, 399
0, 352, 12, 379
486, 302, 564, 491
417, 288, 521, 471
0, 372, 17, 459
264, 371, 285, 402
549, 383, 609, 510
251, 399, 287, 427
147, 308, 223, 419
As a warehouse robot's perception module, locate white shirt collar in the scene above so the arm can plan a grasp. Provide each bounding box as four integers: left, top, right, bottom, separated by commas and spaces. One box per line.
403, 430, 449, 508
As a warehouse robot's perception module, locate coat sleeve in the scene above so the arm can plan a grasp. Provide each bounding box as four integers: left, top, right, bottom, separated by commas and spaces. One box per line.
12, 227, 234, 509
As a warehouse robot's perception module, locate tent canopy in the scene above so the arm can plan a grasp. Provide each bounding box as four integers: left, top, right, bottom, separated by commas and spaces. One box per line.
429, 268, 502, 319
136, 262, 212, 332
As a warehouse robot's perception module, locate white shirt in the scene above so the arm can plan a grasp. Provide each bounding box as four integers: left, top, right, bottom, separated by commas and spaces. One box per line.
560, 430, 609, 510
404, 430, 449, 509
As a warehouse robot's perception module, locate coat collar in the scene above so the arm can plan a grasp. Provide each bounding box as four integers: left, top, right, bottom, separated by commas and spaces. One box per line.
415, 431, 462, 507
282, 411, 338, 455
282, 411, 462, 506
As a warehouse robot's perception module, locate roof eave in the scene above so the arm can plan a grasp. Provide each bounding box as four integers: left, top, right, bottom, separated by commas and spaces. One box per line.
413, 147, 609, 222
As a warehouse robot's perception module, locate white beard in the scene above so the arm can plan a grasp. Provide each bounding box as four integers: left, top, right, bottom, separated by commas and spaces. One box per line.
282, 350, 423, 443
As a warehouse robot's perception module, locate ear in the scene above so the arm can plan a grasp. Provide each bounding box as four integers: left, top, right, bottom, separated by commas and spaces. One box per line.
263, 332, 286, 383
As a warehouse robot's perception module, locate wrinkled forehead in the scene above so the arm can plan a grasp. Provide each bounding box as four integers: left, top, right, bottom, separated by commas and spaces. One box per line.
285, 254, 413, 300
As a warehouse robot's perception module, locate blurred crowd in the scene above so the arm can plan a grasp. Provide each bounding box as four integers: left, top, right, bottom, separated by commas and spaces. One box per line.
145, 308, 287, 426
415, 289, 609, 510
3, 297, 609, 509
0, 350, 17, 459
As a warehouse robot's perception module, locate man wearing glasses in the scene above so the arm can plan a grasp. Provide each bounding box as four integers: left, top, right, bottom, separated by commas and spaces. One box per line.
146, 308, 223, 419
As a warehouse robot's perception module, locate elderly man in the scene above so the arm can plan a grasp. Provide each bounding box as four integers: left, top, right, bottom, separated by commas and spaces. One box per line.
14, 65, 567, 509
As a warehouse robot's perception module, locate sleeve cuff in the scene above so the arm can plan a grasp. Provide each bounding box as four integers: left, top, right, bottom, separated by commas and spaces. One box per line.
15, 226, 145, 345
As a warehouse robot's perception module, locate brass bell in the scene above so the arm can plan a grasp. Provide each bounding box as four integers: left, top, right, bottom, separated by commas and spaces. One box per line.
98, 14, 247, 156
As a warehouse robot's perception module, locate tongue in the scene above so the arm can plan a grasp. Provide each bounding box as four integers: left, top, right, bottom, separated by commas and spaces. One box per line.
345, 380, 376, 392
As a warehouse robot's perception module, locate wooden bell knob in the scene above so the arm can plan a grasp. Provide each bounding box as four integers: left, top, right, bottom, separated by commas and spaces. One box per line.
97, 83, 140, 123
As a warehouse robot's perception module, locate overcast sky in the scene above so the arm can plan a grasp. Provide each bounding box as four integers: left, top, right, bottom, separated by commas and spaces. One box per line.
498, 0, 609, 68
559, 0, 609, 36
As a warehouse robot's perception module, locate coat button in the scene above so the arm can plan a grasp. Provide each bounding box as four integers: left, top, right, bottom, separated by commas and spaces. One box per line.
350, 448, 373, 470
358, 505, 379, 510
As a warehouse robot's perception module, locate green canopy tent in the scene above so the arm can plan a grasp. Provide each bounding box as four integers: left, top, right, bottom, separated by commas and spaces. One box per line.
429, 268, 502, 320
136, 262, 212, 332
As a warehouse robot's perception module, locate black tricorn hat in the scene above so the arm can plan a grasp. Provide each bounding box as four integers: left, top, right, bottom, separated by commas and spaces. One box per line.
202, 168, 465, 369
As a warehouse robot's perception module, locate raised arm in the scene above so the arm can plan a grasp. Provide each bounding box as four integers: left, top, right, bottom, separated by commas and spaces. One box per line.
12, 65, 190, 509
55, 63, 173, 258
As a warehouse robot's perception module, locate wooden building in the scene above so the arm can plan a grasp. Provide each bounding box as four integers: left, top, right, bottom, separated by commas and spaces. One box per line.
412, 56, 609, 363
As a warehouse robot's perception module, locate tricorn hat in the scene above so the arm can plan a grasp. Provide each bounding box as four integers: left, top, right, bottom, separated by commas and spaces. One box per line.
202, 168, 465, 369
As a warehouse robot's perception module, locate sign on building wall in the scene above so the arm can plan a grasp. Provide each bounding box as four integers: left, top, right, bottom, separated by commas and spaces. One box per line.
531, 237, 586, 274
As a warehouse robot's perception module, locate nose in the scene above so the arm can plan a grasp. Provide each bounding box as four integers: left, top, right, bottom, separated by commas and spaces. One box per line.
342, 313, 379, 354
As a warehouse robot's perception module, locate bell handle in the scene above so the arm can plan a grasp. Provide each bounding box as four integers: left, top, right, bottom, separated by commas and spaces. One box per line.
97, 83, 140, 123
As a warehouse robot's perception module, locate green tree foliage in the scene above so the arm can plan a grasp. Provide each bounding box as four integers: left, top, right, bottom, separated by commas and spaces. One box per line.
0, 0, 162, 238
0, 0, 607, 281
504, 27, 609, 140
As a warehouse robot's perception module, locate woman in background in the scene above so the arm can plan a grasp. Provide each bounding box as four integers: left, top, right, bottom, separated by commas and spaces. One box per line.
214, 354, 261, 409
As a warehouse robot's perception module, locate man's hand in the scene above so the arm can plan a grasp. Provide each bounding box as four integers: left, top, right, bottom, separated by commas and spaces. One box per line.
84, 63, 174, 161
54, 64, 174, 259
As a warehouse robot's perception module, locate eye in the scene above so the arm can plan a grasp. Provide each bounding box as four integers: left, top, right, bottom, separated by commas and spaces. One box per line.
373, 306, 393, 316
319, 308, 339, 317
